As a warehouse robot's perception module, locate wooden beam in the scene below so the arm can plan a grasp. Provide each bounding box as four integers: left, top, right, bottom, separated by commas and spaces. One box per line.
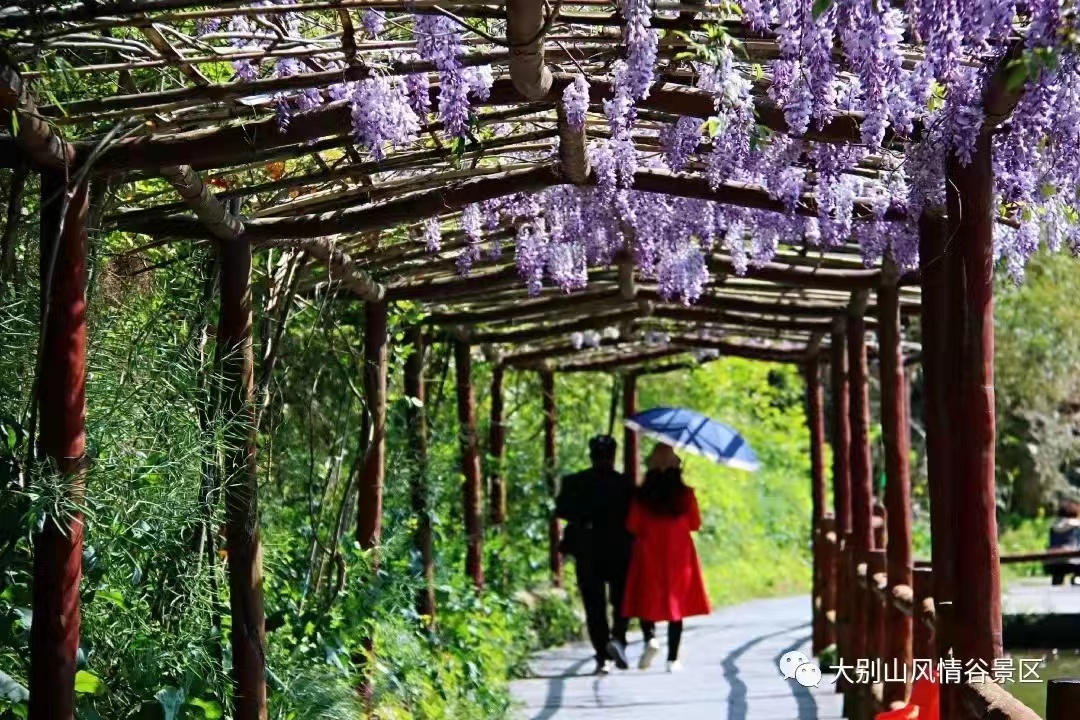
112, 165, 560, 242
29, 172, 88, 720
217, 226, 266, 720
654, 305, 842, 332
357, 300, 387, 552
159, 165, 244, 241
0, 65, 75, 168
507, 0, 553, 100
540, 370, 563, 586
71, 69, 884, 173
454, 341, 484, 591
262, 237, 385, 301
666, 336, 808, 363
470, 307, 642, 345
403, 327, 436, 624
878, 259, 913, 706
555, 347, 687, 373
424, 288, 623, 326
637, 171, 908, 223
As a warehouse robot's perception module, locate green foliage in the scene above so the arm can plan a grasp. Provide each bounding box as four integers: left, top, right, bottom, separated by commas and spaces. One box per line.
995, 252, 1080, 416
639, 360, 813, 604
0, 165, 821, 718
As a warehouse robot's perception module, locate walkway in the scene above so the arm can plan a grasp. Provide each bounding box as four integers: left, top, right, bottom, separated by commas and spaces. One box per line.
1003, 579, 1080, 615
511, 596, 845, 720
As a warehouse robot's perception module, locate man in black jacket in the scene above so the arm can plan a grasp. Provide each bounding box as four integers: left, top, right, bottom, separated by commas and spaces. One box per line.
556, 435, 636, 674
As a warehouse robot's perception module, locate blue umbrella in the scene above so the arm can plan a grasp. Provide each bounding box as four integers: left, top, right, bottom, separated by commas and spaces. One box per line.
624, 406, 760, 472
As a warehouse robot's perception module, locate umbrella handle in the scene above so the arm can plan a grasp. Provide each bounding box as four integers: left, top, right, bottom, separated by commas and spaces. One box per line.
607, 374, 620, 437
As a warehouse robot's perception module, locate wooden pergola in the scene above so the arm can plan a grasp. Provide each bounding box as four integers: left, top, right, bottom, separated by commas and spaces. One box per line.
2, 2, 1075, 720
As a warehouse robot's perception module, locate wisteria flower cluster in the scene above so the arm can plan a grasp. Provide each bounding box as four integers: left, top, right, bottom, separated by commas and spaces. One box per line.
200, 0, 1080, 293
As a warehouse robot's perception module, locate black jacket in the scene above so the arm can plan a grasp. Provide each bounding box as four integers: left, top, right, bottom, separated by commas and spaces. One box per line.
555, 466, 634, 566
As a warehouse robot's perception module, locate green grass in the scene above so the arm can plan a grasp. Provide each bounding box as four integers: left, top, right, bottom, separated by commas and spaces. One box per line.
1003, 650, 1080, 718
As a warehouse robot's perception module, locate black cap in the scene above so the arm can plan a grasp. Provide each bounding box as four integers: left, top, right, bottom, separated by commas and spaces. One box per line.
589, 435, 617, 454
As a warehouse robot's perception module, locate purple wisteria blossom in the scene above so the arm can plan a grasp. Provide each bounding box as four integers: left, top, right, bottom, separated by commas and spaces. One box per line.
660, 117, 703, 173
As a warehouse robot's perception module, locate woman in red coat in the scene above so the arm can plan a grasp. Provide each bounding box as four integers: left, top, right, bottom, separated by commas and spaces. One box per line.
622, 443, 710, 672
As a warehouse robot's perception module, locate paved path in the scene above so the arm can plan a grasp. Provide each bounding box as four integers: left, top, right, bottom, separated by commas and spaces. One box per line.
1003, 579, 1080, 615
511, 596, 845, 720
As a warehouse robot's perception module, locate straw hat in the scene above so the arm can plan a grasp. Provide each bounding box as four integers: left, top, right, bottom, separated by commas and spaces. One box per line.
646, 442, 681, 472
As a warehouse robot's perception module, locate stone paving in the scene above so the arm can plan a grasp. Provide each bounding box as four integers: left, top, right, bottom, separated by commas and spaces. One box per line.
511, 595, 846, 720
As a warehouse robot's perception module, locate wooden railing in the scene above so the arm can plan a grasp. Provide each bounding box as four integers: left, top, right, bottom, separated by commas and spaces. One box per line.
827, 539, 1077, 720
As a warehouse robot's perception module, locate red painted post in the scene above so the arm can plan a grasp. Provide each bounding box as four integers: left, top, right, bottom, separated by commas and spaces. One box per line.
1046, 679, 1080, 720
404, 328, 435, 624
541, 370, 563, 587
848, 296, 874, 709
488, 364, 507, 526
29, 174, 88, 720
805, 358, 829, 655
879, 263, 913, 706
623, 373, 639, 485
357, 300, 387, 553
218, 227, 267, 720
919, 208, 959, 720
819, 514, 838, 654
912, 566, 935, 662
946, 133, 1002, 668
454, 341, 484, 591
870, 507, 888, 697
829, 319, 852, 695
867, 549, 888, 694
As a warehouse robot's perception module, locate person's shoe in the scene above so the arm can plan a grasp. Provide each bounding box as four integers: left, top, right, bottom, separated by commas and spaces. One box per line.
606, 640, 629, 670
638, 639, 660, 670
593, 659, 612, 675
666, 660, 683, 673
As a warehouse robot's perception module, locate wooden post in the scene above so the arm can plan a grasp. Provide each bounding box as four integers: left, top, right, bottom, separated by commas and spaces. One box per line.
357, 300, 387, 552
541, 370, 563, 587
848, 296, 874, 712
1046, 679, 1080, 720
867, 548, 888, 710
404, 328, 435, 624
488, 364, 507, 526
623, 373, 639, 485
878, 262, 913, 707
819, 514, 838, 654
946, 133, 1002, 669
829, 319, 853, 695
805, 358, 830, 655
218, 225, 267, 720
870, 508, 887, 704
29, 173, 88, 720
919, 208, 959, 720
912, 566, 935, 662
454, 341, 484, 591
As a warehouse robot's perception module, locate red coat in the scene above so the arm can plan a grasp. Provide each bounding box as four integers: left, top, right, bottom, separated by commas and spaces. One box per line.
621, 489, 711, 622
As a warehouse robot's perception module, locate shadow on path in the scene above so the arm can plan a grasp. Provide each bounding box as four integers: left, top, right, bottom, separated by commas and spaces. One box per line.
529, 657, 592, 720
773, 634, 818, 720
721, 622, 811, 720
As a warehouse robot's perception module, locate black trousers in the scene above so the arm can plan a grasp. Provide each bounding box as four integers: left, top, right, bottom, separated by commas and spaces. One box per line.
575, 553, 630, 662
640, 619, 684, 662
